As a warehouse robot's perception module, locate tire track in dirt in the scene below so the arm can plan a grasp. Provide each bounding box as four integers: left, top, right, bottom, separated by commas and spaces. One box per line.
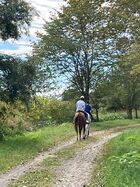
51, 132, 120, 187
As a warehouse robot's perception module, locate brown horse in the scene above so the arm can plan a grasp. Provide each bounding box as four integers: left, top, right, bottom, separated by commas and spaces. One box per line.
74, 112, 86, 141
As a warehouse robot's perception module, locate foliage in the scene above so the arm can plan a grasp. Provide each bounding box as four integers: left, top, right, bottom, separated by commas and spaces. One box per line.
99, 111, 126, 121
90, 128, 140, 187
93, 119, 140, 132
0, 101, 31, 140
34, 0, 140, 101
0, 55, 39, 104
29, 97, 75, 126
0, 0, 33, 40
62, 87, 80, 101
108, 46, 140, 119
109, 151, 140, 168
92, 42, 140, 119
0, 96, 75, 140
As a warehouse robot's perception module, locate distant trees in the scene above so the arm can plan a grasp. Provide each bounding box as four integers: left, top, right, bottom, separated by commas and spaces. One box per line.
93, 43, 140, 119
0, 0, 140, 121
110, 44, 140, 119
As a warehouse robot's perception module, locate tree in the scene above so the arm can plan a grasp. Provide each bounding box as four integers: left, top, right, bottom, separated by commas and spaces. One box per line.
34, 0, 140, 101
0, 55, 37, 105
34, 0, 115, 101
62, 87, 80, 101
122, 43, 140, 119
0, 0, 33, 40
106, 44, 140, 119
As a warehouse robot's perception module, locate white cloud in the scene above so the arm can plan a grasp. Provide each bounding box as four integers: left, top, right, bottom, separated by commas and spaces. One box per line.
0, 0, 66, 56
0, 38, 33, 57
26, 0, 66, 23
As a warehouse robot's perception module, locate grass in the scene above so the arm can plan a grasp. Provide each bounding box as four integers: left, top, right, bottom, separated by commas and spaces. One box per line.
0, 123, 75, 174
10, 136, 97, 187
93, 118, 140, 131
90, 128, 140, 187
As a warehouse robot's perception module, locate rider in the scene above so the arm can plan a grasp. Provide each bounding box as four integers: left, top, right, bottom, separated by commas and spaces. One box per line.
76, 96, 88, 120
85, 100, 93, 121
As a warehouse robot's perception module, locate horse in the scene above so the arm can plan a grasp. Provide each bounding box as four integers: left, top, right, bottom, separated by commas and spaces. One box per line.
85, 113, 91, 137
74, 112, 86, 141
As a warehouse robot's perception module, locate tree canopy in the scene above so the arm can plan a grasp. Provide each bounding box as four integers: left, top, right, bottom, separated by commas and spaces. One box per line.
34, 0, 140, 100
0, 55, 38, 104
0, 0, 33, 40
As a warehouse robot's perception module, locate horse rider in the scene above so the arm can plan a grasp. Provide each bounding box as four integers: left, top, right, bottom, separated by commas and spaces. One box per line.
76, 96, 88, 121
85, 100, 93, 121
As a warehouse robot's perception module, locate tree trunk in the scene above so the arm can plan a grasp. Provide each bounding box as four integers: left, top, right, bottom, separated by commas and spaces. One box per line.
95, 108, 99, 122
127, 107, 133, 119
126, 95, 134, 119
94, 104, 99, 122
134, 107, 138, 119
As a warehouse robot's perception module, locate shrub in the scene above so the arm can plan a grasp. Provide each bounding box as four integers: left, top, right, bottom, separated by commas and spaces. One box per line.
28, 97, 75, 126
99, 111, 126, 121
0, 101, 31, 140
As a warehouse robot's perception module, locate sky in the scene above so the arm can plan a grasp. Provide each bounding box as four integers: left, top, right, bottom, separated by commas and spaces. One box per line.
0, 0, 66, 57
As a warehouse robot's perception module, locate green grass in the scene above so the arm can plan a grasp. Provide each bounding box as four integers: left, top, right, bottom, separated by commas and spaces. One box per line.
93, 118, 140, 131
90, 128, 140, 187
10, 136, 97, 187
0, 123, 75, 174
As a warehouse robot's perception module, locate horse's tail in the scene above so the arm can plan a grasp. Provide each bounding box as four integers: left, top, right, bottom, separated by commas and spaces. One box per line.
74, 112, 86, 140
74, 112, 85, 124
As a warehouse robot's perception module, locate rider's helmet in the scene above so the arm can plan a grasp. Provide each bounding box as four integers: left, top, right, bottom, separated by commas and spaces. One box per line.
80, 95, 85, 100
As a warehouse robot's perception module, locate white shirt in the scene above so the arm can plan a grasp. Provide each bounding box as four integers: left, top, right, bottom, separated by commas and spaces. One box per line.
76, 100, 85, 112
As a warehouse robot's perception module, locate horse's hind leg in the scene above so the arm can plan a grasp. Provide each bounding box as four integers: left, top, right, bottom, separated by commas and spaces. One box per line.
79, 126, 82, 140
75, 125, 78, 141
83, 126, 86, 139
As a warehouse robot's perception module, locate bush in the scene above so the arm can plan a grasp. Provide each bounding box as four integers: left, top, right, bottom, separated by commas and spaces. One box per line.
99, 110, 126, 121
28, 97, 75, 126
0, 101, 31, 140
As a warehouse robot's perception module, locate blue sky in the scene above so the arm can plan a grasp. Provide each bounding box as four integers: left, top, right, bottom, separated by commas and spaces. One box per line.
0, 42, 18, 50
0, 0, 65, 57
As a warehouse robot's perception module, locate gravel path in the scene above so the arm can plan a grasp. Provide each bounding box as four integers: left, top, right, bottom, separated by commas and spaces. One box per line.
52, 131, 120, 187
0, 124, 139, 187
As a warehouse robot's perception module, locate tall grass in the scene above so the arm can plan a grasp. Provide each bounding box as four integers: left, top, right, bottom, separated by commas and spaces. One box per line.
90, 128, 140, 187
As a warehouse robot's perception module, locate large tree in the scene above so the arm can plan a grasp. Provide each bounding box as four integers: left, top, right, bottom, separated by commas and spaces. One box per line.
0, 0, 33, 40
34, 0, 140, 100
